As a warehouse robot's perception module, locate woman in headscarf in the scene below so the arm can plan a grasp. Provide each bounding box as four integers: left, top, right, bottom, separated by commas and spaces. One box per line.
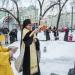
21, 19, 40, 75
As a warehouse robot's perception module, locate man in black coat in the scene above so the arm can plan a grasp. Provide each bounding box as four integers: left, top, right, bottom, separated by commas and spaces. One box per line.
45, 29, 50, 41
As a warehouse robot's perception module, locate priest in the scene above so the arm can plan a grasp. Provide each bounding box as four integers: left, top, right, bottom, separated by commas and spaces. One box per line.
21, 19, 40, 75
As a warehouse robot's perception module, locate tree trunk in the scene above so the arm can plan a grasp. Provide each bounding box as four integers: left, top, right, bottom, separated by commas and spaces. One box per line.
56, 9, 62, 29
56, 0, 68, 29
39, 7, 42, 25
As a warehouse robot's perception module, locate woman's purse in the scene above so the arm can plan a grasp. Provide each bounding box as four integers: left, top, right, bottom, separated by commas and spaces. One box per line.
15, 52, 24, 72
15, 43, 25, 72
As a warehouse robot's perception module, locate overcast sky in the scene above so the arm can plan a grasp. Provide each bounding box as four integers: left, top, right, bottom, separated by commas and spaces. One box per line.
18, 0, 37, 7
0, 0, 75, 16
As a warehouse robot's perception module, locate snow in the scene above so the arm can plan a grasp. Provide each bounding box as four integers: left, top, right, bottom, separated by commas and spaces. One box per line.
40, 41, 75, 75
40, 41, 75, 59
8, 30, 75, 75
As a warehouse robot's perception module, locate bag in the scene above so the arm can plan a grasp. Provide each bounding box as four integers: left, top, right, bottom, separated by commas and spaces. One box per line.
15, 54, 23, 72
15, 48, 25, 72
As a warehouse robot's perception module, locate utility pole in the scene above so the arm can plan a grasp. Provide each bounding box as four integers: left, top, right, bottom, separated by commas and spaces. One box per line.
71, 6, 73, 32
35, 0, 37, 23
8, 13, 9, 29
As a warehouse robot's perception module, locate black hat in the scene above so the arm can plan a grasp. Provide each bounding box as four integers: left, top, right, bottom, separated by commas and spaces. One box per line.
23, 19, 31, 29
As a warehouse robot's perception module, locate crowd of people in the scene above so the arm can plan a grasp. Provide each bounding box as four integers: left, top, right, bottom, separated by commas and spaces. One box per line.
0, 24, 71, 46
0, 28, 17, 44
44, 26, 59, 41
44, 26, 70, 41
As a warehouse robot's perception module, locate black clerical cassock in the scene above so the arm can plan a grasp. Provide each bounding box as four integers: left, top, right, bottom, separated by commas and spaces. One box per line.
21, 28, 40, 75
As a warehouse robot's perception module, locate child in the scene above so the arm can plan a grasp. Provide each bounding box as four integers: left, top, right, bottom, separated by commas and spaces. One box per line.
0, 42, 17, 75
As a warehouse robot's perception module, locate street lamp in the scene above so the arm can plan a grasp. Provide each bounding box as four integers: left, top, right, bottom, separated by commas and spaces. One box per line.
8, 13, 9, 29
70, 0, 75, 32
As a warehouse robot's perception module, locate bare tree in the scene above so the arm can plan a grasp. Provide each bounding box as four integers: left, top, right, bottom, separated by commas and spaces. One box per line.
11, 0, 19, 21
0, 0, 21, 29
37, 0, 59, 25
56, 0, 69, 29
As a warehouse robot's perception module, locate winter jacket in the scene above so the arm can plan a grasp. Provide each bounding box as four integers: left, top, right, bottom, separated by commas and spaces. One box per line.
0, 45, 14, 75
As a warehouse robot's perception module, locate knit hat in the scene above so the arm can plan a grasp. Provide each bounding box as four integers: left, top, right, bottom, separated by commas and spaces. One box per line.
23, 19, 31, 29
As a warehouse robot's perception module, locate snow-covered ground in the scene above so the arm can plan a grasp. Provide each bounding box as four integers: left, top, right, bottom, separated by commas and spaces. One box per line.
9, 30, 75, 75
40, 41, 75, 75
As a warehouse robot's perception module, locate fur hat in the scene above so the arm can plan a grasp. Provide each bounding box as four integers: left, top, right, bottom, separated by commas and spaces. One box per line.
23, 19, 31, 29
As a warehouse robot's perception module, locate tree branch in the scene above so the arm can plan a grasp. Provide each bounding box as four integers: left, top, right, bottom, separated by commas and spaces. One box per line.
62, 0, 68, 9
37, 0, 42, 8
11, 0, 19, 19
42, 3, 59, 17
58, 0, 61, 10
0, 8, 21, 28
42, 0, 44, 6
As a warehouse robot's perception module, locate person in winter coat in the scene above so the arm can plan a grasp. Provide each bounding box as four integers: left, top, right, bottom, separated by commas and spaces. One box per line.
0, 33, 5, 45
64, 26, 69, 41
2, 27, 9, 44
68, 68, 75, 75
9, 29, 17, 43
14, 29, 17, 41
21, 19, 40, 75
53, 26, 59, 40
45, 29, 50, 41
0, 42, 17, 75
